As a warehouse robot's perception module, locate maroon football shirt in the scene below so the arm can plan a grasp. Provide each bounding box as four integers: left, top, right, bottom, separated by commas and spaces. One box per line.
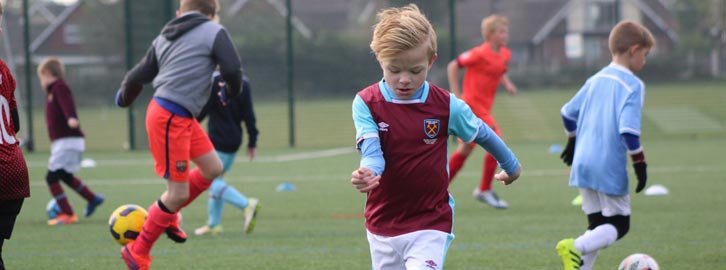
44, 79, 84, 142
0, 59, 30, 200
357, 83, 452, 236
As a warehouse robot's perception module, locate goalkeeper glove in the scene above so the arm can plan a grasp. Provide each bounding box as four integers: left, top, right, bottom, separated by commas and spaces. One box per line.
560, 136, 575, 166
633, 161, 647, 193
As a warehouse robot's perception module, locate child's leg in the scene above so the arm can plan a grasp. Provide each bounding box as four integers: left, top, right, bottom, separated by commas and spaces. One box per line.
570, 229, 600, 270
401, 230, 452, 270
572, 189, 631, 270
0, 238, 4, 270
366, 231, 405, 270
448, 141, 474, 183
478, 154, 497, 191
214, 151, 249, 210
57, 170, 97, 202
131, 200, 177, 256
206, 179, 226, 227
179, 119, 224, 209
46, 171, 73, 215
0, 199, 24, 270
219, 182, 249, 210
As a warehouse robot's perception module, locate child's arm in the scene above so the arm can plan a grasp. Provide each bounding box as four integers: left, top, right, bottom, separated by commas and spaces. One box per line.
623, 133, 647, 193
211, 28, 242, 99
449, 95, 521, 183
54, 84, 81, 129
116, 46, 159, 107
560, 115, 577, 166
620, 85, 647, 193
502, 74, 517, 95
559, 82, 590, 166
471, 124, 521, 184
351, 95, 384, 192
239, 79, 259, 151
10, 108, 19, 133
351, 167, 380, 193
447, 60, 462, 98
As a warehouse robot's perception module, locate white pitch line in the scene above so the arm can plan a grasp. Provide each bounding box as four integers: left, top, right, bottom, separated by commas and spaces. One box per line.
27, 165, 724, 187
24, 147, 356, 168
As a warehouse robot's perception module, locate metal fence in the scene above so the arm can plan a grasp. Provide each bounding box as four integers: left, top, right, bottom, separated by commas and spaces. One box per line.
3, 0, 725, 151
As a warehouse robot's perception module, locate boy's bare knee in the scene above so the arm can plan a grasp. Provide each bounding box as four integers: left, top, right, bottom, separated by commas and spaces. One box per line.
202, 164, 224, 180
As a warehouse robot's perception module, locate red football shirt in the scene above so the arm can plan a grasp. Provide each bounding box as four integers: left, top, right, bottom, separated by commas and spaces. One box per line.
0, 59, 30, 200
457, 42, 511, 122
357, 83, 453, 237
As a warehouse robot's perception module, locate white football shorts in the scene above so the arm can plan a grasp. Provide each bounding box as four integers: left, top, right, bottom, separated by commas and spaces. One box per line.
48, 137, 85, 173
366, 229, 454, 270
579, 188, 631, 217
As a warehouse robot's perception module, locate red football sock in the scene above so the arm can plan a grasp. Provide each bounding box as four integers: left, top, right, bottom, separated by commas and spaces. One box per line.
132, 202, 175, 256
479, 154, 498, 191
67, 177, 97, 202
48, 182, 74, 215
448, 151, 468, 183
179, 168, 213, 209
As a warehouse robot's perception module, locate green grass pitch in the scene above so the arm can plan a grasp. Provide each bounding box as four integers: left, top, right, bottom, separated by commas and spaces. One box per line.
7, 80, 726, 269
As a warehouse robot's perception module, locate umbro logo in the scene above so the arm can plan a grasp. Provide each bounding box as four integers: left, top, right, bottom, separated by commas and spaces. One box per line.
425, 260, 438, 269
378, 122, 389, 131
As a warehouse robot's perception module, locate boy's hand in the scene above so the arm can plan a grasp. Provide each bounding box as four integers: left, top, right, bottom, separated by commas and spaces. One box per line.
494, 166, 521, 185
351, 167, 380, 193
560, 136, 576, 166
247, 147, 257, 161
67, 118, 80, 129
505, 83, 518, 96
633, 161, 647, 193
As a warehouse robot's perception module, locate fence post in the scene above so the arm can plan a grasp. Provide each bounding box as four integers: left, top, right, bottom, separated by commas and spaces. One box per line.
286, 0, 295, 147
449, 0, 457, 61
22, 0, 34, 152
124, 0, 136, 150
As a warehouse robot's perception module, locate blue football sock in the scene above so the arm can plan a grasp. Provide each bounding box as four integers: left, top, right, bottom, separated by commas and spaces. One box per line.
207, 179, 226, 227
220, 182, 248, 210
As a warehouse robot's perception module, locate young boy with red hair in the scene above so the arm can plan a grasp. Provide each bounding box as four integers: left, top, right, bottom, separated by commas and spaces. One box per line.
447, 15, 518, 209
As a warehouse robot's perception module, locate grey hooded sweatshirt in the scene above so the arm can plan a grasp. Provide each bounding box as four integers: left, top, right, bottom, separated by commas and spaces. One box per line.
117, 11, 242, 117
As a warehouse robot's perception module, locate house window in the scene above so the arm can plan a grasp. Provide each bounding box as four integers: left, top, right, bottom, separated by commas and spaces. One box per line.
584, 0, 618, 33
64, 24, 83, 45
583, 37, 602, 64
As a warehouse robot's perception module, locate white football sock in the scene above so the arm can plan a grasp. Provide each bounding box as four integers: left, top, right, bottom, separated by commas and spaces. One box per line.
581, 250, 600, 270
574, 224, 617, 254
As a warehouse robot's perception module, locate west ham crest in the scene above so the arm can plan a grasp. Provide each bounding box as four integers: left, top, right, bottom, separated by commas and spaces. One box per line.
424, 119, 440, 139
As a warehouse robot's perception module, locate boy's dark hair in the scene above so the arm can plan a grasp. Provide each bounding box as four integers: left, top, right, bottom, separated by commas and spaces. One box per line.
180, 0, 218, 17
38, 57, 65, 79
0, 2, 4, 15
609, 20, 655, 55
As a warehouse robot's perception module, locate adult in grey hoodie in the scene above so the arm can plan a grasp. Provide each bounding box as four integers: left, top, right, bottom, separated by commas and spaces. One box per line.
115, 2, 241, 269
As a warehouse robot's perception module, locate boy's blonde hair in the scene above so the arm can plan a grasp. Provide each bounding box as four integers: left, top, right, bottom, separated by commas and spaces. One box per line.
608, 20, 655, 55
37, 57, 65, 79
370, 4, 437, 61
180, 0, 218, 16
481, 15, 508, 39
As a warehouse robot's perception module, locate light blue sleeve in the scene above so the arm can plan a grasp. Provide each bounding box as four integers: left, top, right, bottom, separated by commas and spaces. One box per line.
358, 138, 384, 176
352, 95, 384, 175
448, 94, 483, 142
449, 94, 519, 175
561, 81, 590, 122
619, 84, 644, 136
472, 125, 520, 176
353, 95, 379, 140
